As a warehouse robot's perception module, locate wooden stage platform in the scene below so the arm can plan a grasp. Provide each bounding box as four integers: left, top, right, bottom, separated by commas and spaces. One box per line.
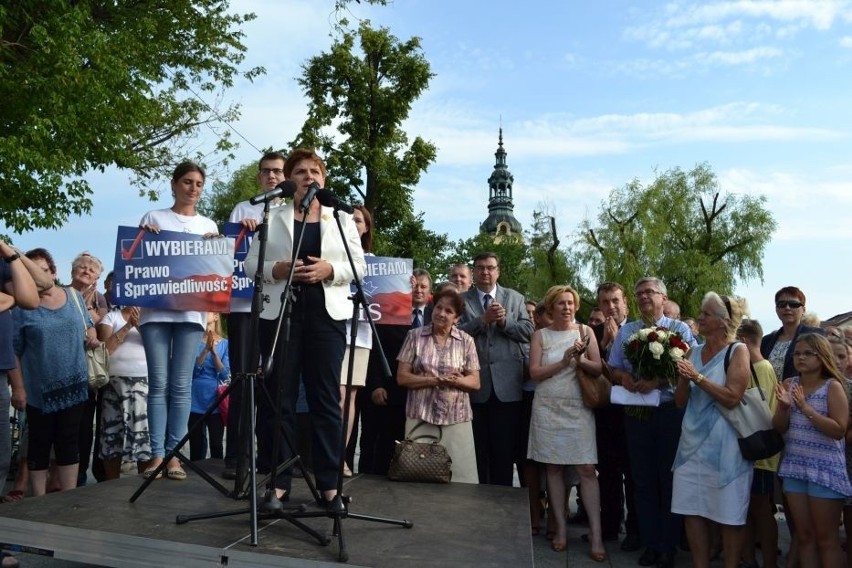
0, 462, 532, 567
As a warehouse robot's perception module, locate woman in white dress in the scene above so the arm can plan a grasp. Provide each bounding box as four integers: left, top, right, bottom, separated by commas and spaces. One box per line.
528, 285, 604, 559
673, 293, 750, 568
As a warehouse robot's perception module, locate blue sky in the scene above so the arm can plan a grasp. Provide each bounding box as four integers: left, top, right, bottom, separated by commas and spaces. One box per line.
7, 0, 852, 327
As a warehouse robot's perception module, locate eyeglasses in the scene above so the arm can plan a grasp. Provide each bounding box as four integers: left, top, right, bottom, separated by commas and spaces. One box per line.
259, 168, 284, 176
635, 289, 662, 297
792, 350, 818, 359
776, 300, 804, 309
475, 265, 499, 272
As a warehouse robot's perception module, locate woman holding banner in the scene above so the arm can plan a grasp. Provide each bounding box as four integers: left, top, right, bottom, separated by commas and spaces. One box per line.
245, 148, 365, 507
138, 161, 219, 481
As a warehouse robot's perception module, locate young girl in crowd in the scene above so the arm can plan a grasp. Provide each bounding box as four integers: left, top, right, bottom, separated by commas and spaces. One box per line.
773, 333, 851, 568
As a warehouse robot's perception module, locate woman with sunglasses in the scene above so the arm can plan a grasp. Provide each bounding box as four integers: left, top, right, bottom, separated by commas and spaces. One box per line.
760, 287, 824, 566
760, 287, 824, 383
773, 333, 851, 568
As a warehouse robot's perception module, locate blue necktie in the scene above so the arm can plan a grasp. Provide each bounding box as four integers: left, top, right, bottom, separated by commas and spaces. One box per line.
412, 308, 422, 328
483, 294, 493, 312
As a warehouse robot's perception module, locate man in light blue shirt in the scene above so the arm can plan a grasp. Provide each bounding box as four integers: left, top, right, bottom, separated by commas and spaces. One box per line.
607, 277, 697, 568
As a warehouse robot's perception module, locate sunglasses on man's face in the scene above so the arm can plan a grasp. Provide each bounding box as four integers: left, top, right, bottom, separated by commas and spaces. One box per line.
775, 301, 803, 309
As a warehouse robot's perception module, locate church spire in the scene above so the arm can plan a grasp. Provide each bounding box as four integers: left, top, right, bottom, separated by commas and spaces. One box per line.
480, 127, 522, 239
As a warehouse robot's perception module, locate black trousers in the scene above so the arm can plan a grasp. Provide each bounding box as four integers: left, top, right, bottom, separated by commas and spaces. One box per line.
472, 394, 522, 486
188, 412, 225, 461
595, 404, 638, 537
256, 286, 345, 493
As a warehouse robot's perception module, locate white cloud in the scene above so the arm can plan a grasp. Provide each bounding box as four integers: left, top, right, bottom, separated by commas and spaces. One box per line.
625, 0, 852, 53
840, 35, 852, 47
696, 45, 783, 64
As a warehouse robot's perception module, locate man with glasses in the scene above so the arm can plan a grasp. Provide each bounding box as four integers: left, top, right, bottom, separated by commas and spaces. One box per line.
222, 151, 287, 480
458, 252, 533, 486
608, 277, 697, 568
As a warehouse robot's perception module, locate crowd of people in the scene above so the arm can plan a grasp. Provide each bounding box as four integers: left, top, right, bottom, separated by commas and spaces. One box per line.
2, 148, 852, 568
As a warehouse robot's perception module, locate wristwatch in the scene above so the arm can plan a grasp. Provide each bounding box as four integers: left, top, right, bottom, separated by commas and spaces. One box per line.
3, 252, 20, 263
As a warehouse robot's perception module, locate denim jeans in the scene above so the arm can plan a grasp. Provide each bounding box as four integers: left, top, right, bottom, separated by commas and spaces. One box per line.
0, 372, 10, 484
140, 322, 204, 457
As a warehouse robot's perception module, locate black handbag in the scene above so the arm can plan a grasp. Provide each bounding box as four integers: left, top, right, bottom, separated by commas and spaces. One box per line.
387, 421, 452, 483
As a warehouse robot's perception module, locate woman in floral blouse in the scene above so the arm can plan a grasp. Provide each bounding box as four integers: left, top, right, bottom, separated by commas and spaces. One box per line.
397, 287, 480, 483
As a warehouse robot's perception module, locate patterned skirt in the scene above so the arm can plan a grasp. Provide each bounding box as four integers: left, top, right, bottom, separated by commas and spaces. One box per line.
99, 376, 152, 462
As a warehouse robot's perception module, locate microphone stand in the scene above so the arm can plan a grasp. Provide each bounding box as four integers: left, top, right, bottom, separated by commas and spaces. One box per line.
321, 203, 413, 562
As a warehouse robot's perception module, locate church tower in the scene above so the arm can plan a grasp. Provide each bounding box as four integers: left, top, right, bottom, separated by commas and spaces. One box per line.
480, 128, 522, 239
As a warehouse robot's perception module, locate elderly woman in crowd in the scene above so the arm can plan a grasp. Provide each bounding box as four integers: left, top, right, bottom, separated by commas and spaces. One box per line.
11, 248, 96, 495
773, 333, 851, 568
69, 251, 109, 486
97, 305, 151, 479
138, 161, 219, 481
528, 285, 604, 559
396, 287, 480, 483
672, 293, 750, 568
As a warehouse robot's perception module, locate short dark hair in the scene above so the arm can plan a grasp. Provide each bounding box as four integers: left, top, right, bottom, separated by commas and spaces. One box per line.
258, 151, 286, 169
473, 252, 499, 266
596, 282, 625, 298
432, 287, 465, 317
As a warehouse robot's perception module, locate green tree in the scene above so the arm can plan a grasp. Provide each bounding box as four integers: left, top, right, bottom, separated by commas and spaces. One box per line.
525, 209, 587, 305
198, 162, 264, 228
374, 212, 451, 277
0, 0, 262, 233
576, 163, 777, 318
291, 21, 437, 236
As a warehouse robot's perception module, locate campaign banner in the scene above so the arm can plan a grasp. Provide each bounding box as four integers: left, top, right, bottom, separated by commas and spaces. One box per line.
359, 256, 413, 326
223, 221, 255, 299
113, 226, 235, 312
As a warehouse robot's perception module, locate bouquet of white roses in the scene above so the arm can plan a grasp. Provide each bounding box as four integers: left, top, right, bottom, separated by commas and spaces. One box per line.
623, 326, 690, 386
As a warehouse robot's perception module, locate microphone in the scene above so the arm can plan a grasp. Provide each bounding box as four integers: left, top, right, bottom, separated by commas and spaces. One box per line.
299, 181, 320, 213
315, 188, 355, 214
249, 180, 296, 205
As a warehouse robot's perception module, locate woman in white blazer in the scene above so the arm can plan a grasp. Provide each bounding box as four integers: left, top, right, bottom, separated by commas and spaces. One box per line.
244, 148, 365, 506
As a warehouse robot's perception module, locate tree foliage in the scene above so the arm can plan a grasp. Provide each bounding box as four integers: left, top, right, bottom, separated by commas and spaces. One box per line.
198, 161, 267, 228
0, 0, 262, 233
292, 21, 437, 235
576, 163, 777, 318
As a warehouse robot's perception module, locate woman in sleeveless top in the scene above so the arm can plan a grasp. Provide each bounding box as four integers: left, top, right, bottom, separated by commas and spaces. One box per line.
528, 285, 605, 560
773, 333, 851, 568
